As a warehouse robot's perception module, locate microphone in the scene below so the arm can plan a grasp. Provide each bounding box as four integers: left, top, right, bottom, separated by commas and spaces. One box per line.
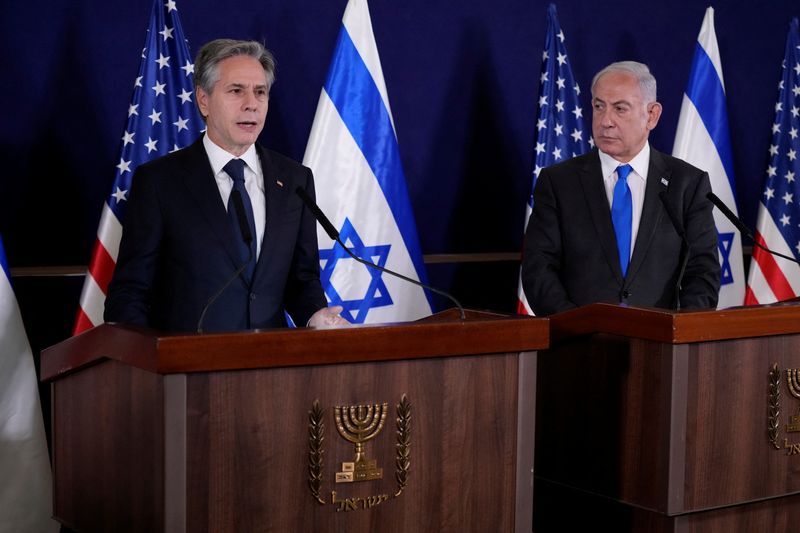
659, 191, 691, 311
707, 191, 800, 264
196, 190, 254, 333
295, 186, 466, 321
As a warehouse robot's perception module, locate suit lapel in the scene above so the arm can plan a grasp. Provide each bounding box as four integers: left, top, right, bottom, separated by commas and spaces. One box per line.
180, 138, 243, 268
627, 149, 671, 282
253, 146, 287, 281
580, 151, 625, 283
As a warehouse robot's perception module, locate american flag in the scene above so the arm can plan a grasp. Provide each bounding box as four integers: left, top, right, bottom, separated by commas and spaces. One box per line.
745, 18, 800, 305
73, 0, 203, 333
517, 3, 589, 315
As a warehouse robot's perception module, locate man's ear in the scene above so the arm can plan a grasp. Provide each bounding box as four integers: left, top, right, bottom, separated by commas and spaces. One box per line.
646, 101, 662, 131
196, 87, 209, 118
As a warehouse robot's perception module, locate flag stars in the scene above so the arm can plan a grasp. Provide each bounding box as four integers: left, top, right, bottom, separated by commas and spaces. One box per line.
765, 187, 775, 200
794, 62, 800, 75
111, 187, 128, 203
776, 102, 784, 112
170, 144, 181, 153
536, 119, 547, 131
572, 105, 583, 119
556, 52, 567, 66
542, 50, 549, 61
793, 85, 800, 97
535, 142, 546, 154
552, 147, 562, 160
116, 158, 132, 174
148, 109, 162, 124
152, 80, 166, 96
556, 77, 565, 89
181, 61, 194, 76
122, 130, 135, 146
588, 137, 595, 148
773, 123, 782, 134
533, 165, 542, 177
787, 171, 796, 183
570, 128, 583, 142
768, 165, 777, 177
128, 104, 139, 117
781, 214, 791, 226
145, 137, 158, 153
554, 123, 564, 136
555, 99, 565, 112
155, 53, 170, 69
165, 0, 177, 12
791, 106, 800, 118
134, 76, 143, 88
177, 88, 192, 104
783, 192, 794, 205
540, 71, 549, 83
574, 83, 581, 96
557, 30, 564, 42
159, 26, 174, 41
791, 127, 799, 139
770, 144, 780, 156
173, 116, 189, 132
788, 149, 797, 161
538, 95, 548, 107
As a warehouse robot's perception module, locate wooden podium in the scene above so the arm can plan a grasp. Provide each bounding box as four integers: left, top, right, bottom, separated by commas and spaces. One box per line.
533, 302, 800, 533
42, 310, 547, 533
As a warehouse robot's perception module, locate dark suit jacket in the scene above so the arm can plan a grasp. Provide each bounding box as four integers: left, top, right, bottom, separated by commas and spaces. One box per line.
104, 137, 327, 332
522, 148, 720, 316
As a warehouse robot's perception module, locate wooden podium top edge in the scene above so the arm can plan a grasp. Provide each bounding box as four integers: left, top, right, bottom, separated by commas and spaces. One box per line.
41, 309, 549, 381
549, 301, 800, 344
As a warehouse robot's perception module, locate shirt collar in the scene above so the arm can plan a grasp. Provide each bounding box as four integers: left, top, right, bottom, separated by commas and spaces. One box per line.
202, 134, 259, 177
598, 141, 650, 181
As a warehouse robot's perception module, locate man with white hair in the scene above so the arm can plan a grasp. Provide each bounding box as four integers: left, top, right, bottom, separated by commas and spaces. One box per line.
522, 61, 720, 316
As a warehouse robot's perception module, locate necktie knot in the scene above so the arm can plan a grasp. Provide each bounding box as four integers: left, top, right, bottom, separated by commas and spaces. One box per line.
617, 164, 632, 183
224, 159, 246, 185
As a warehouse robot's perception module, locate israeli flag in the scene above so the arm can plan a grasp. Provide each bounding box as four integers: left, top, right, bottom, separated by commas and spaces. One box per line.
0, 236, 59, 533
303, 0, 433, 323
672, 6, 745, 308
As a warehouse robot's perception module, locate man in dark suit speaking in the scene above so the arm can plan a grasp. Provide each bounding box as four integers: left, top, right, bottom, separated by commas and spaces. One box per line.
105, 39, 346, 332
522, 61, 720, 316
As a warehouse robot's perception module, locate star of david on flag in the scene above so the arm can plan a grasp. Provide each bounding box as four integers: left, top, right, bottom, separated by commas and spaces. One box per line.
73, 0, 203, 334
303, 0, 433, 324
517, 3, 589, 315
672, 7, 745, 308
746, 18, 800, 304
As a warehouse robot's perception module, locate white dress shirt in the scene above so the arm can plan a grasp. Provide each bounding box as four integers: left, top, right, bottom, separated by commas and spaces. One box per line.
203, 134, 267, 258
598, 142, 651, 259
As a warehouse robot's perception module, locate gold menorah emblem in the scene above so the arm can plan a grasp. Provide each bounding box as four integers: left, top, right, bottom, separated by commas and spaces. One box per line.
333, 403, 388, 483
786, 370, 800, 433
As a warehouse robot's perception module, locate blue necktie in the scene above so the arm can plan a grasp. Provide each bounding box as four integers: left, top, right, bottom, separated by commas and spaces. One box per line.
224, 159, 257, 281
611, 164, 633, 277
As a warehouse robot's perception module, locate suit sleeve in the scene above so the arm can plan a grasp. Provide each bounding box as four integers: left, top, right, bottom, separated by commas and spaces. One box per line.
678, 171, 721, 309
521, 169, 578, 316
283, 167, 327, 325
104, 166, 163, 327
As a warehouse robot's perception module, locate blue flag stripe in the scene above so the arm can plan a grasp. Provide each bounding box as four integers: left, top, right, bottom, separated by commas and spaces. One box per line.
0, 235, 8, 281
323, 24, 430, 293
685, 43, 737, 195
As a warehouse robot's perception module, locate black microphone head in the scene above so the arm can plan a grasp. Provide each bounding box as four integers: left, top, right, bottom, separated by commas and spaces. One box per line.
230, 190, 253, 244
706, 191, 754, 240
295, 186, 340, 240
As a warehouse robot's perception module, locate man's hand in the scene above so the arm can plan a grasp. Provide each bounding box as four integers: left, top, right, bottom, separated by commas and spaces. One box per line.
307, 306, 349, 327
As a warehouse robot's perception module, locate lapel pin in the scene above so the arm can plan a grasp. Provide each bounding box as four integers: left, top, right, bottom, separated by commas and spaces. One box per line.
660, 177, 669, 187
276, 179, 284, 187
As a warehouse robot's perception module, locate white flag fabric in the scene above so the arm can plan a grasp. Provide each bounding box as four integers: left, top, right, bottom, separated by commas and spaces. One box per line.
672, 6, 745, 308
303, 0, 433, 323
0, 236, 59, 533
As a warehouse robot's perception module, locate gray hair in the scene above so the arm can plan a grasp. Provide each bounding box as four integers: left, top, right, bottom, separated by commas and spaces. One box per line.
591, 61, 657, 103
194, 39, 276, 94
